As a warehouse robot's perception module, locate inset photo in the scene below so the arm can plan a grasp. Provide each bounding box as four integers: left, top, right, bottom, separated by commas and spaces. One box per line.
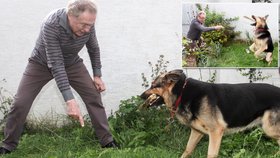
182, 3, 279, 68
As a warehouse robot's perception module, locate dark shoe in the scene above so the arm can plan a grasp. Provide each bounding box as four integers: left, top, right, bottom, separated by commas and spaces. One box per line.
102, 140, 119, 148
0, 147, 11, 154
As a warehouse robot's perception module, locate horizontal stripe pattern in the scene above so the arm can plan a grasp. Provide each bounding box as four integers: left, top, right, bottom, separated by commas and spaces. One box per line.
30, 8, 101, 101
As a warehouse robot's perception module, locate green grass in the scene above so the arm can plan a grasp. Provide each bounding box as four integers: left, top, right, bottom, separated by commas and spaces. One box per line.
207, 42, 278, 67
0, 123, 180, 158
0, 117, 278, 158
183, 42, 278, 68
0, 96, 278, 158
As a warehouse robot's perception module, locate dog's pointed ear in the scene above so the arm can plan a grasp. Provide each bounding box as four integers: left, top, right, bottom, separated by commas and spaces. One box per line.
164, 69, 184, 83
264, 15, 269, 20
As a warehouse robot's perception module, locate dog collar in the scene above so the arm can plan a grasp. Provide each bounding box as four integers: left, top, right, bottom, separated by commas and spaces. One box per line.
170, 80, 188, 118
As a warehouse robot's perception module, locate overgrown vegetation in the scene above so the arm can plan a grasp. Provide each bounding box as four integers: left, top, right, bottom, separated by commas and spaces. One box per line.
0, 79, 12, 127
141, 55, 169, 88
108, 96, 175, 148
197, 4, 240, 46
182, 38, 223, 67
238, 68, 272, 83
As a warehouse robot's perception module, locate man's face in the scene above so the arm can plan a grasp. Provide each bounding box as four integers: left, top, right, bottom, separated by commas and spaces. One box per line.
68, 11, 96, 37
198, 14, 206, 23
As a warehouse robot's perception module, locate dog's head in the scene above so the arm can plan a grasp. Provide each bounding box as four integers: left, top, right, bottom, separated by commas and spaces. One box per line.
251, 15, 269, 30
140, 69, 186, 109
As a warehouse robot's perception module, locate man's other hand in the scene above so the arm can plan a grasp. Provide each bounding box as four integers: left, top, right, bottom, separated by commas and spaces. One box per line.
94, 76, 106, 92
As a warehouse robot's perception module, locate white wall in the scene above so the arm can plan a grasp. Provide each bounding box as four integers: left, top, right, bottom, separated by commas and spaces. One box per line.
0, 1, 69, 117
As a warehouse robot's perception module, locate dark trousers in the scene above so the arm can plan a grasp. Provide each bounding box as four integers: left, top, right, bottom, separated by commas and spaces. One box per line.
2, 60, 113, 151
188, 38, 204, 50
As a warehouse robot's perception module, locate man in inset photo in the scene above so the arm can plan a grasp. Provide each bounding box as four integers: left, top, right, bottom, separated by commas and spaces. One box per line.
187, 11, 224, 51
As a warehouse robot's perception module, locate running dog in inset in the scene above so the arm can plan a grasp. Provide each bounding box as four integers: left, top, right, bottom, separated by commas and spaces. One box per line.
245, 15, 274, 65
141, 70, 280, 158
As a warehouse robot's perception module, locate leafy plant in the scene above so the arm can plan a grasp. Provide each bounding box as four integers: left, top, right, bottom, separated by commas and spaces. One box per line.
237, 68, 271, 83
111, 56, 187, 149
196, 4, 241, 46
108, 96, 172, 148
141, 55, 169, 88
206, 70, 217, 83
196, 42, 222, 67
245, 31, 254, 45
0, 79, 13, 126
182, 39, 222, 67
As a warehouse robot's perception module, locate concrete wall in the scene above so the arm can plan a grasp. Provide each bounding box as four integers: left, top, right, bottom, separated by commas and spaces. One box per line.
0, 0, 279, 119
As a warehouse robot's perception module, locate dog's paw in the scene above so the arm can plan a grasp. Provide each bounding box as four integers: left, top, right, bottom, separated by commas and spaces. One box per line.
180, 152, 190, 158
246, 49, 250, 54
180, 154, 189, 158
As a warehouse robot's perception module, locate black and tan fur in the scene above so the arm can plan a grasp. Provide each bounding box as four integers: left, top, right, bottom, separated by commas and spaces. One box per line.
141, 70, 280, 158
245, 15, 274, 65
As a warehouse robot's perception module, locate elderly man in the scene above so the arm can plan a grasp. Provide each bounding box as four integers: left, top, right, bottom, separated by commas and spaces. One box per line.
0, 0, 117, 154
187, 11, 224, 50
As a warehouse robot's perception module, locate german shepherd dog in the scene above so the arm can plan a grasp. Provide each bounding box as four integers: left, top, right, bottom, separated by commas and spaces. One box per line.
141, 70, 280, 158
245, 15, 274, 65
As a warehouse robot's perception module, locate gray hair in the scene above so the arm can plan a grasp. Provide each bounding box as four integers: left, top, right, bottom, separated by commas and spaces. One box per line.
197, 11, 206, 17
67, 0, 97, 17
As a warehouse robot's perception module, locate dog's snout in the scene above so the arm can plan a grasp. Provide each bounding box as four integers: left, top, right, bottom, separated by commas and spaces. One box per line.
140, 91, 148, 99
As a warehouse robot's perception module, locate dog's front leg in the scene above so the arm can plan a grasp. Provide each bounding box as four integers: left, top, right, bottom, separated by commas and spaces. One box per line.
181, 128, 204, 158
254, 47, 267, 59
249, 43, 256, 53
207, 128, 224, 158
265, 52, 272, 65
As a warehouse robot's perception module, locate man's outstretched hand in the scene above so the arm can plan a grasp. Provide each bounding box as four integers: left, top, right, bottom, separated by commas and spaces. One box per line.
215, 25, 224, 30
66, 99, 85, 127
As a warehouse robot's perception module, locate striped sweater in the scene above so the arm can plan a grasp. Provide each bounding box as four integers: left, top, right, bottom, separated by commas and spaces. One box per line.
187, 18, 216, 40
30, 8, 101, 101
